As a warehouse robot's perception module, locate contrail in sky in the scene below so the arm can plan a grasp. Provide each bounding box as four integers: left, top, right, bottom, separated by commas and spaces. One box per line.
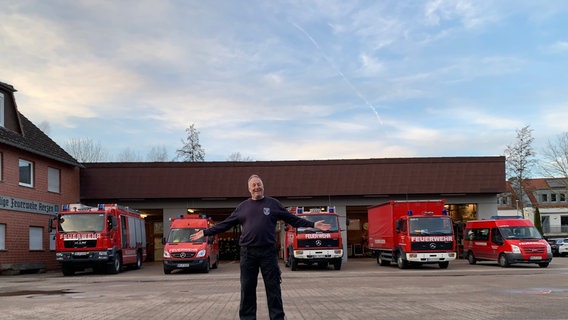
292, 22, 383, 125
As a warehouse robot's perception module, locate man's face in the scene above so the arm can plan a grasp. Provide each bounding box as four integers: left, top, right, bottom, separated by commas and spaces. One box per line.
248, 177, 264, 200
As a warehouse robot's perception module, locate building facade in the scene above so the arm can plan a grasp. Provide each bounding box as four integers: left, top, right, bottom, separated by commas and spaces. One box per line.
0, 82, 82, 274
498, 178, 568, 238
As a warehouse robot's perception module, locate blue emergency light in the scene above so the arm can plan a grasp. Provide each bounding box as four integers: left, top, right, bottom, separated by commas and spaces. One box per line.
407, 210, 413, 216
328, 206, 335, 213
98, 204, 105, 210
62, 204, 69, 211
297, 207, 304, 214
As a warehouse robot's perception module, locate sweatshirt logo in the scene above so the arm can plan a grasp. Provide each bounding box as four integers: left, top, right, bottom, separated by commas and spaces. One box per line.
263, 208, 270, 216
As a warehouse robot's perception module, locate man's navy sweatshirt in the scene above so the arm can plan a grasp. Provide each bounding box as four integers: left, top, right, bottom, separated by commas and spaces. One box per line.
203, 196, 315, 247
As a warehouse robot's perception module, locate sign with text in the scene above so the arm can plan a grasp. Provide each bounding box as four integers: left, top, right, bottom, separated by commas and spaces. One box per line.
0, 194, 58, 215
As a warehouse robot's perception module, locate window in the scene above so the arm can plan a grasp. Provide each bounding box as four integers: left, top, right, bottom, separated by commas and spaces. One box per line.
0, 92, 4, 127
29, 226, 43, 250
561, 194, 566, 202
0, 224, 5, 250
19, 159, 34, 187
541, 194, 548, 202
551, 193, 557, 202
48, 167, 60, 193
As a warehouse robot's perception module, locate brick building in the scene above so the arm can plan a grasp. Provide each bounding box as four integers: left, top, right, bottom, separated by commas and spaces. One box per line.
0, 81, 82, 274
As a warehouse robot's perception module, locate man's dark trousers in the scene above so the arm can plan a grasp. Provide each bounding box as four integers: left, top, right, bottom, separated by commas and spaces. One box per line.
239, 245, 284, 320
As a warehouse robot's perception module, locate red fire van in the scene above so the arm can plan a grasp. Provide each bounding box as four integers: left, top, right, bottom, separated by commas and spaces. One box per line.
463, 218, 552, 268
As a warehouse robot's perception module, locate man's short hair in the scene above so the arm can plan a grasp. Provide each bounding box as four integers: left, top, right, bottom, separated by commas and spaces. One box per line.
248, 174, 261, 183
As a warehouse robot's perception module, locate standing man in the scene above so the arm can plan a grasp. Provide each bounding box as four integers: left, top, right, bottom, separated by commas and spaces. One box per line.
190, 174, 331, 320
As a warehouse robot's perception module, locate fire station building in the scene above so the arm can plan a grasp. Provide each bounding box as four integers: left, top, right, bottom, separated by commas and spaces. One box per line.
1, 80, 506, 273
0, 81, 82, 274
80, 157, 505, 263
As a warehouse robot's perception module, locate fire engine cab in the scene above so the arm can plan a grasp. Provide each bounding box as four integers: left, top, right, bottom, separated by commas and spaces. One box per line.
283, 206, 344, 271
162, 214, 220, 274
50, 203, 147, 276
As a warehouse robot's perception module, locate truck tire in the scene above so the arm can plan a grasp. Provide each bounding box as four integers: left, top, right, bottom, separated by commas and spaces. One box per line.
289, 248, 298, 271
107, 253, 122, 274
538, 262, 550, 268
61, 263, 75, 276
212, 254, 219, 269
333, 259, 342, 270
134, 251, 142, 270
202, 258, 210, 273
396, 253, 409, 269
498, 253, 510, 268
467, 252, 477, 265
439, 261, 449, 269
378, 254, 390, 266
163, 266, 173, 274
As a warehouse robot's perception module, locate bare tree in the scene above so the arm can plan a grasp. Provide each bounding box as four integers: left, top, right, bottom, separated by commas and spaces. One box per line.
64, 137, 109, 162
116, 147, 142, 162
146, 145, 169, 162
540, 132, 568, 178
175, 123, 205, 162
226, 152, 254, 161
504, 125, 536, 211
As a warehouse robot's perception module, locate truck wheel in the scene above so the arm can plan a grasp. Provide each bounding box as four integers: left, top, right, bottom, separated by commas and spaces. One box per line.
212, 255, 219, 269
498, 253, 510, 268
107, 254, 122, 274
318, 262, 328, 269
61, 263, 75, 276
378, 254, 390, 266
396, 253, 409, 269
289, 249, 298, 271
467, 252, 477, 265
163, 266, 172, 274
538, 262, 549, 268
202, 258, 210, 273
439, 261, 449, 269
333, 259, 342, 270
134, 251, 142, 270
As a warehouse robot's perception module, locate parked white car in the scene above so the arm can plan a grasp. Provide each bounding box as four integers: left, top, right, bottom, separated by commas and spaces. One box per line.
547, 238, 568, 257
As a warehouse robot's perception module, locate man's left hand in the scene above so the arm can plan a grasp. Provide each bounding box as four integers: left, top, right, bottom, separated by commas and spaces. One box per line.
314, 220, 331, 231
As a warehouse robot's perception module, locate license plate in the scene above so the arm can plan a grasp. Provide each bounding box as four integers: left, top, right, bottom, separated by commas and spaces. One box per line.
177, 263, 190, 268
74, 252, 88, 256
529, 256, 542, 260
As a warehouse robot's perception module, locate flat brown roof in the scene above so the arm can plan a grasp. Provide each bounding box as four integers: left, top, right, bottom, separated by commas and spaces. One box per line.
80, 156, 506, 201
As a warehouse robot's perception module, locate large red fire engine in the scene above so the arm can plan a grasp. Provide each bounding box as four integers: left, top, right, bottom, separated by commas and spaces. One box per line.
162, 214, 220, 274
368, 200, 456, 269
283, 206, 344, 271
50, 203, 147, 276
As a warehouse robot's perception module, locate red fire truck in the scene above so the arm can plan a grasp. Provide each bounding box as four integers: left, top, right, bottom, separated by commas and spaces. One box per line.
50, 203, 147, 276
283, 206, 344, 271
162, 214, 220, 274
368, 200, 456, 269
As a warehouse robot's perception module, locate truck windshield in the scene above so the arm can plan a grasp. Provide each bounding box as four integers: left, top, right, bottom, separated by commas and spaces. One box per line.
58, 214, 105, 232
296, 215, 339, 233
498, 226, 543, 240
408, 217, 453, 236
168, 228, 205, 243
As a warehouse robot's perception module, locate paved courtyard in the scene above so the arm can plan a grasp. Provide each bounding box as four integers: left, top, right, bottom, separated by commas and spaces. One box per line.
1, 257, 568, 320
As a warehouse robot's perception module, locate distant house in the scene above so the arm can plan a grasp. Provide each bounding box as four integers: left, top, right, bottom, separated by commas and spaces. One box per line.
0, 81, 82, 274
498, 178, 568, 237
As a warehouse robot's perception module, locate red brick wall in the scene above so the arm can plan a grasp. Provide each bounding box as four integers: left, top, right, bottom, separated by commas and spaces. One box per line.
1, 145, 80, 272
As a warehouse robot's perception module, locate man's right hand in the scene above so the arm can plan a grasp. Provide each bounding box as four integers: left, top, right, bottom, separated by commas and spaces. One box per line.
190, 230, 204, 241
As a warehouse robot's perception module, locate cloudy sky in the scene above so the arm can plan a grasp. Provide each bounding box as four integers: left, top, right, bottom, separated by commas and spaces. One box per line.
2, 1, 567, 162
